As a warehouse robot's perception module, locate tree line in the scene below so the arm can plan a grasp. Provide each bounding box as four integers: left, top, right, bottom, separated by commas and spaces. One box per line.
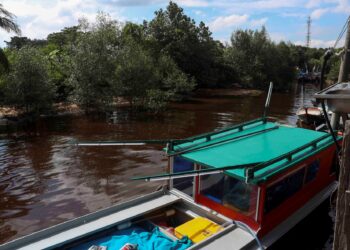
0, 2, 340, 114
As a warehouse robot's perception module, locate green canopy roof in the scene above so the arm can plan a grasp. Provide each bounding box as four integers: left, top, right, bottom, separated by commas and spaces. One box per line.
172, 120, 335, 183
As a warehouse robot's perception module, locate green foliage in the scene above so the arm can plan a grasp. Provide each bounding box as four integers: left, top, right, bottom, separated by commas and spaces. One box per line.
0, 3, 20, 72
225, 28, 296, 90
145, 1, 225, 87
47, 26, 81, 48
0, 3, 21, 34
67, 13, 121, 111
46, 47, 73, 101
1, 2, 339, 115
115, 43, 157, 105
157, 54, 196, 100
3, 46, 55, 113
5, 36, 47, 49
115, 42, 195, 111
327, 56, 341, 82
0, 48, 9, 73
121, 22, 148, 46
287, 44, 327, 73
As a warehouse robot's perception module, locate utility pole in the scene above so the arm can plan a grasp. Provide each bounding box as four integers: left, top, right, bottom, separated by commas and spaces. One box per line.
331, 19, 350, 129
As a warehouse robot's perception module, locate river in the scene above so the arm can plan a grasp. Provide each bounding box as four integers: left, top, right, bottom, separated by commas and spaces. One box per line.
0, 83, 333, 249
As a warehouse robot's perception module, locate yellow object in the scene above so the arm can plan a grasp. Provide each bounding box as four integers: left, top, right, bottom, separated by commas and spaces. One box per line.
174, 217, 223, 243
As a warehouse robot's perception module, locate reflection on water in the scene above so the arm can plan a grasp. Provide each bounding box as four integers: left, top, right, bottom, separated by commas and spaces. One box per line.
0, 84, 329, 247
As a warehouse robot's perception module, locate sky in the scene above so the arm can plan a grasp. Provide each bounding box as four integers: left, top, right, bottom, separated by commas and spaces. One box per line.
0, 0, 350, 48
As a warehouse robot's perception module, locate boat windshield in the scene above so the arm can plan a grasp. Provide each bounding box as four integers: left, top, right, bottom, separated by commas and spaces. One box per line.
172, 156, 195, 197
200, 170, 258, 219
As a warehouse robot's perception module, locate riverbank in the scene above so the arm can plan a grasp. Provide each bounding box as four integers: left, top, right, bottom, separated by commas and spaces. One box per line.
195, 88, 264, 97
0, 88, 265, 122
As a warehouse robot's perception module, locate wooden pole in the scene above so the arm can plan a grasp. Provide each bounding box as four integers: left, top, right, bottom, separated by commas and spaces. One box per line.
333, 121, 350, 250
332, 19, 350, 129
338, 19, 350, 83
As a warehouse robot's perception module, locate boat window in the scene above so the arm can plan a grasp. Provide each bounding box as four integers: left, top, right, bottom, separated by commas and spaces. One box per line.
173, 156, 194, 197
200, 173, 225, 203
305, 160, 320, 183
200, 171, 258, 218
223, 176, 257, 212
265, 168, 305, 214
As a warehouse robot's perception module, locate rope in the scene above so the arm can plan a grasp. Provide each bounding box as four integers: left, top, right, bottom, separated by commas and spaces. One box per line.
233, 220, 265, 250
333, 16, 350, 49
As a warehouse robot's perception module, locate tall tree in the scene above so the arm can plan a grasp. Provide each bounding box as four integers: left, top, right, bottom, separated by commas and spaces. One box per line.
225, 27, 296, 90
5, 36, 47, 49
0, 3, 21, 71
3, 46, 55, 113
146, 1, 224, 87
68, 13, 121, 111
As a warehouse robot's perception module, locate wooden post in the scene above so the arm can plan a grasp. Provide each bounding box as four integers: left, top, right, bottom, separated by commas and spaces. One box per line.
332, 19, 350, 129
333, 121, 350, 250
338, 20, 350, 83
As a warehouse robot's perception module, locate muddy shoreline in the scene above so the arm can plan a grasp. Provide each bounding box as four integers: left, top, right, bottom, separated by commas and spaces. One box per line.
0, 88, 264, 124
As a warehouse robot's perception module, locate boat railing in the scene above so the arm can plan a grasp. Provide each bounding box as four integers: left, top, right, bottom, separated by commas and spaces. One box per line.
244, 133, 336, 183
169, 117, 267, 152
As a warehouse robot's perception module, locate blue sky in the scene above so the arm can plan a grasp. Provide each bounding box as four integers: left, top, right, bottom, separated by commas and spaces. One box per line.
0, 0, 349, 48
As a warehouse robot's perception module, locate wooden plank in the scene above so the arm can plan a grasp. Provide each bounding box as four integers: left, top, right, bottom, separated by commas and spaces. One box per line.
333, 121, 350, 250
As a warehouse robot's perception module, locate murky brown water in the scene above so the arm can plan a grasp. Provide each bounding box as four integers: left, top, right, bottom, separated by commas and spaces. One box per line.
0, 84, 332, 248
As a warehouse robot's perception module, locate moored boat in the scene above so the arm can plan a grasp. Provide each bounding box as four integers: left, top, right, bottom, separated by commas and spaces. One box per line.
0, 116, 340, 250
0, 80, 344, 250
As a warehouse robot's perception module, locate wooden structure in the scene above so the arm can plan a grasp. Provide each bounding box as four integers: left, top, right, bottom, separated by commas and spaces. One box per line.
333, 121, 350, 250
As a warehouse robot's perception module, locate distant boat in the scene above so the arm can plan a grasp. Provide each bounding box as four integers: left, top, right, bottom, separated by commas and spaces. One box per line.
297, 107, 324, 127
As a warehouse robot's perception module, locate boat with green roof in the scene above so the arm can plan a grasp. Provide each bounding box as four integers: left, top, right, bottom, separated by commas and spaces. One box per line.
0, 84, 341, 250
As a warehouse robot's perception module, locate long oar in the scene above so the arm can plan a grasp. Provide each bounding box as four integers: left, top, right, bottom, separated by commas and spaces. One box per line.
75, 139, 191, 147
132, 163, 260, 182
168, 125, 279, 157
73, 118, 266, 148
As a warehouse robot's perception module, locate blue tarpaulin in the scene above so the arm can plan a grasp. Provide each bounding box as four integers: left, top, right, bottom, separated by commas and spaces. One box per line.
71, 227, 192, 250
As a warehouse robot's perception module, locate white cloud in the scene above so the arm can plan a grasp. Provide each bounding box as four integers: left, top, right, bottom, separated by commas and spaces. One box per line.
250, 17, 268, 27
219, 38, 229, 45
194, 10, 205, 16
281, 12, 307, 18
175, 0, 209, 7
209, 14, 268, 31
310, 39, 335, 47
294, 39, 337, 48
333, 0, 350, 14
307, 0, 350, 20
306, 0, 323, 8
0, 30, 12, 45
0, 0, 348, 48
109, 0, 164, 6
222, 0, 303, 13
311, 8, 329, 19
209, 14, 249, 31
0, 0, 123, 43
270, 32, 288, 43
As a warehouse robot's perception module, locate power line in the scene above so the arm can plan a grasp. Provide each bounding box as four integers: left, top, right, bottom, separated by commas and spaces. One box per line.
334, 16, 350, 49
